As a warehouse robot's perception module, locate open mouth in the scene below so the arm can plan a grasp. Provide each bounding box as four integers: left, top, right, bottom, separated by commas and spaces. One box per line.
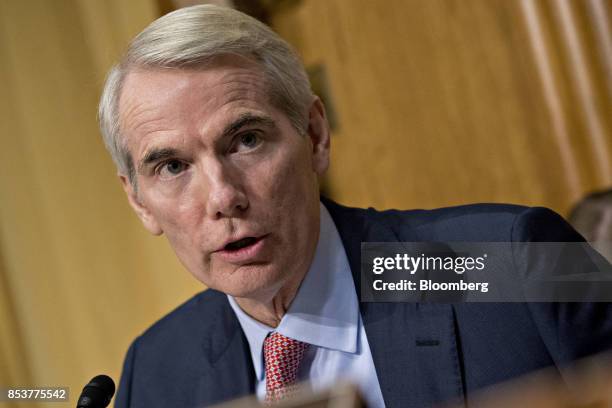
224, 237, 260, 251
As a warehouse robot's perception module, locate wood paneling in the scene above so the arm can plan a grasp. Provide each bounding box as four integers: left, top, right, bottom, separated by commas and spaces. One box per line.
271, 0, 612, 215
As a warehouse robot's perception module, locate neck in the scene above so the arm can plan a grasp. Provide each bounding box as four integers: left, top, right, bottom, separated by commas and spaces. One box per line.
235, 203, 322, 327
234, 270, 305, 327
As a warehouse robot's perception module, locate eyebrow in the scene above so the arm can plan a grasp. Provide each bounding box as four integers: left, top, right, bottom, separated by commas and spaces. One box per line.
220, 113, 276, 140
137, 113, 276, 173
138, 147, 180, 173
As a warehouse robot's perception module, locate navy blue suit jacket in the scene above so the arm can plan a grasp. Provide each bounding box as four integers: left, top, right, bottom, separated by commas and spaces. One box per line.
115, 198, 612, 407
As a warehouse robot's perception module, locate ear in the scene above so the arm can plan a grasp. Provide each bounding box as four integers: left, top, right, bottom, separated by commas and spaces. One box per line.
119, 174, 163, 236
307, 96, 331, 176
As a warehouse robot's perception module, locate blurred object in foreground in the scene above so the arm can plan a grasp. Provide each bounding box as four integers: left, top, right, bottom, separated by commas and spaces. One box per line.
442, 351, 612, 408
211, 382, 366, 408
211, 352, 612, 408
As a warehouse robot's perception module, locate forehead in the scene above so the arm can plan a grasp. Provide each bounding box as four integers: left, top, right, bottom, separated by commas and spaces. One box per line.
118, 56, 273, 143
121, 56, 269, 102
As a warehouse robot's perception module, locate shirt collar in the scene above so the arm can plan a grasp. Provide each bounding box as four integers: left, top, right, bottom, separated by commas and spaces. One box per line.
227, 202, 359, 381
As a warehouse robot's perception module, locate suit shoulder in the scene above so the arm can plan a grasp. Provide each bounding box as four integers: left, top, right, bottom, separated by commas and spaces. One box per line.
376, 202, 529, 221
134, 289, 228, 349
323, 198, 575, 241
383, 203, 524, 240
325, 197, 528, 220
382, 204, 579, 242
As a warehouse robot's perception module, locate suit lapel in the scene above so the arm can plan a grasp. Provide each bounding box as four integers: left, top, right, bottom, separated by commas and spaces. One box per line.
323, 198, 466, 408
197, 294, 255, 405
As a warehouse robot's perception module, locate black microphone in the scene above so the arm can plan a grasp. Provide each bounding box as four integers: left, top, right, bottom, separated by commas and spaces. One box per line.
76, 375, 115, 408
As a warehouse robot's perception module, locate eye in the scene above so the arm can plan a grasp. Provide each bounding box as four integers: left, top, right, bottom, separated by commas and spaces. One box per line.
230, 131, 262, 153
240, 132, 259, 147
158, 159, 188, 178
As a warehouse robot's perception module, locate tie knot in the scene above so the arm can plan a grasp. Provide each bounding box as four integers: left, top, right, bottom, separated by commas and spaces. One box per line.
263, 332, 309, 403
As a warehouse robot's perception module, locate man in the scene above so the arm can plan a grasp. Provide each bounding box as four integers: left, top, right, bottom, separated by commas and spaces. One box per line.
99, 5, 612, 408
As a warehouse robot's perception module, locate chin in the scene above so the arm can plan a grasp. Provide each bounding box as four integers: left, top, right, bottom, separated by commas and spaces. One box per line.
207, 263, 287, 300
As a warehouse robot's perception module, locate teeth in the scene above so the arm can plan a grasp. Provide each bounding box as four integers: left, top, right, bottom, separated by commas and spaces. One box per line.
226, 237, 257, 250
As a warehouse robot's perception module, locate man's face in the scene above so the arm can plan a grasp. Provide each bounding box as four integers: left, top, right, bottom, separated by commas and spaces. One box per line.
118, 56, 329, 301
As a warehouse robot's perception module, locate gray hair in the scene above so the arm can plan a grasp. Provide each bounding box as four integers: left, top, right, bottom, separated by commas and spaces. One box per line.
98, 4, 313, 180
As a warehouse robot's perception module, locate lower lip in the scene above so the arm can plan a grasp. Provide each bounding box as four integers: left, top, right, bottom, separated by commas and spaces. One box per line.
215, 236, 268, 264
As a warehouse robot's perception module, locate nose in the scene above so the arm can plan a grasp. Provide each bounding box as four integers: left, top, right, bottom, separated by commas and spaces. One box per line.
204, 162, 249, 219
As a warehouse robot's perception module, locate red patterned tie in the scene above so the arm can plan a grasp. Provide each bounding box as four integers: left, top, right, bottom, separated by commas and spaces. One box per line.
263, 332, 309, 403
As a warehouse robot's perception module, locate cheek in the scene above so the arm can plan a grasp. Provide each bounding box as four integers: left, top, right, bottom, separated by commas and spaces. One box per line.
144, 178, 204, 231
142, 187, 209, 263
253, 146, 319, 241
164, 229, 220, 290
259, 143, 316, 203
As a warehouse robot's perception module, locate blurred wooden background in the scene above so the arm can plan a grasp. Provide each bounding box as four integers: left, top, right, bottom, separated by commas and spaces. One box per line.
0, 0, 610, 407
270, 0, 611, 213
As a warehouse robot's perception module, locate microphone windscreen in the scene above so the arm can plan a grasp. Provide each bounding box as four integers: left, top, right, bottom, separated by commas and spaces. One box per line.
76, 375, 115, 408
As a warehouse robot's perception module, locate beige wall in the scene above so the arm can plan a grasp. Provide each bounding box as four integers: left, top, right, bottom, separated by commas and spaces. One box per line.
272, 0, 611, 215
0, 1, 609, 407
